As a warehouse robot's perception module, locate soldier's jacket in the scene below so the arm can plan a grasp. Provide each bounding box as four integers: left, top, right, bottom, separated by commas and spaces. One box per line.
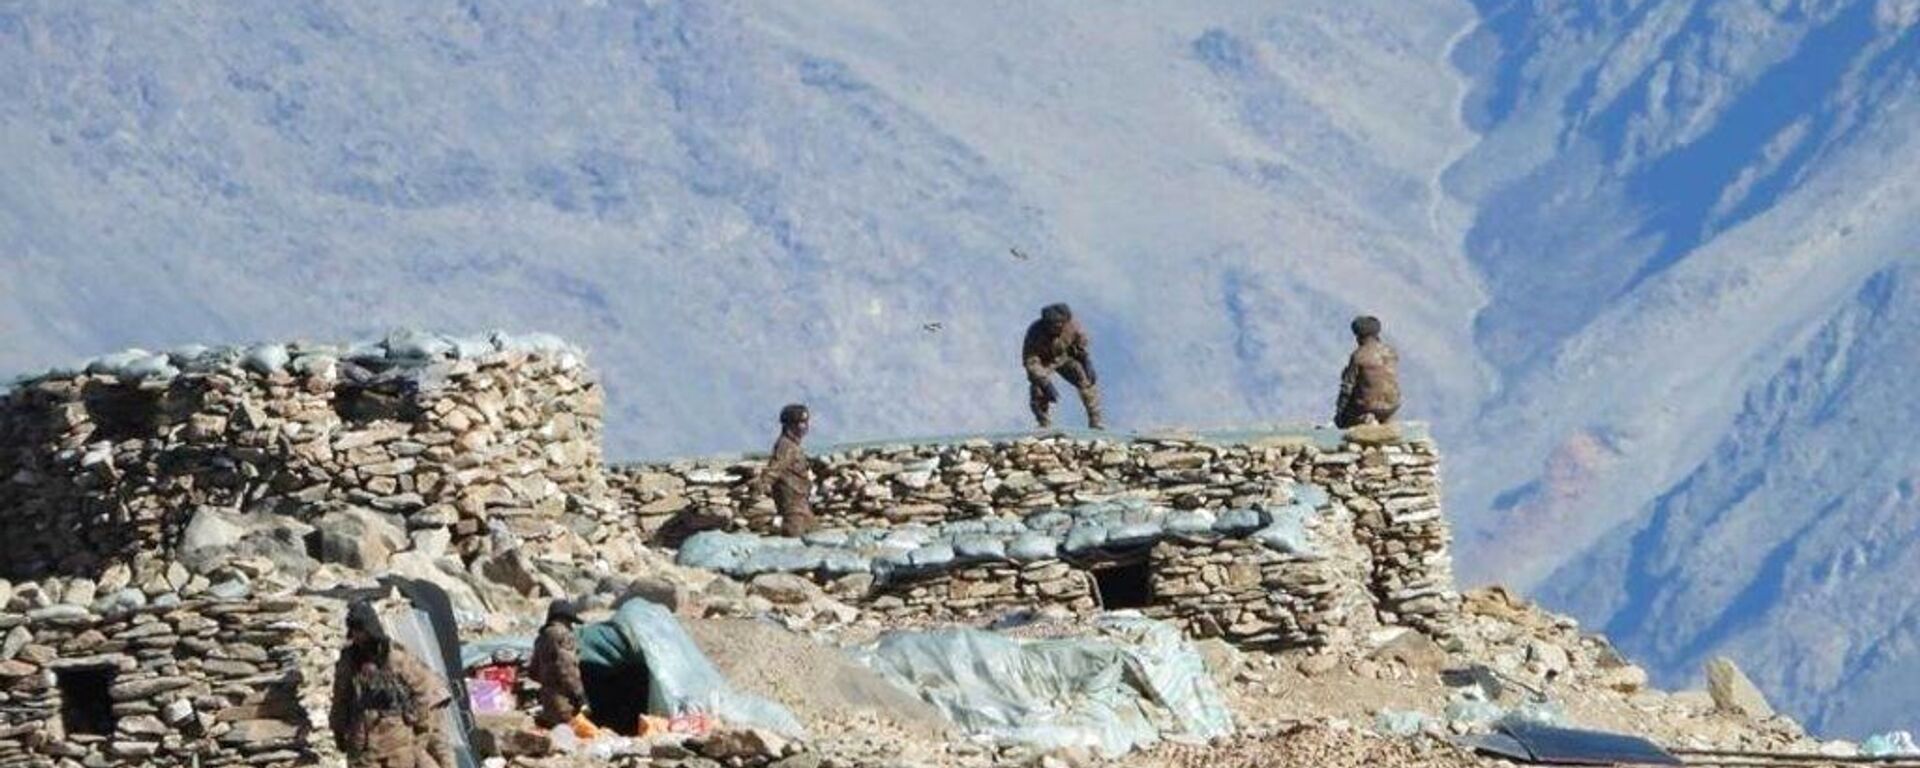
1023, 318, 1092, 375
764, 433, 811, 496
529, 623, 585, 726
1338, 338, 1401, 415
329, 648, 451, 768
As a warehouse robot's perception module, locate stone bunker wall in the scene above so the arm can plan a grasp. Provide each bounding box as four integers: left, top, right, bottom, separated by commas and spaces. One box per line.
0, 332, 1461, 767
0, 583, 332, 768
0, 332, 605, 580
618, 427, 1457, 642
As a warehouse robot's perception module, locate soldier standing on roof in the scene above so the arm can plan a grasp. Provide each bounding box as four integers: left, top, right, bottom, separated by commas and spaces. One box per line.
758, 404, 816, 537
1334, 315, 1401, 428
328, 600, 455, 768
1024, 303, 1105, 430
529, 599, 587, 729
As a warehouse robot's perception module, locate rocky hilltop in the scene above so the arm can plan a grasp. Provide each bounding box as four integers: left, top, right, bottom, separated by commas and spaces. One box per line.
0, 333, 1885, 767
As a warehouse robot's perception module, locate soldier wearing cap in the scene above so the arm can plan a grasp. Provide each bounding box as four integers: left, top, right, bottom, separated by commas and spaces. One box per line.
1335, 315, 1401, 428
760, 404, 816, 537
328, 600, 454, 768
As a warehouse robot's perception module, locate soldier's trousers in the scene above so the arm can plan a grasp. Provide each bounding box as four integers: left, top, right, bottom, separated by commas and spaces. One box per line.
1030, 361, 1103, 429
535, 688, 580, 729
774, 485, 816, 537
1334, 404, 1397, 429
415, 707, 455, 768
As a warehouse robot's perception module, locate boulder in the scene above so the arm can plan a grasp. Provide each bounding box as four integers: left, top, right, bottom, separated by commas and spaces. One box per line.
179, 507, 249, 554
474, 550, 558, 598
1599, 664, 1649, 693
218, 718, 300, 747
388, 552, 491, 618
1525, 639, 1571, 676
178, 508, 317, 577
1372, 629, 1449, 673
471, 713, 552, 758
313, 506, 407, 571
1706, 657, 1774, 720
1193, 638, 1243, 687
623, 575, 695, 614
749, 573, 822, 606
698, 727, 790, 762
1296, 654, 1341, 678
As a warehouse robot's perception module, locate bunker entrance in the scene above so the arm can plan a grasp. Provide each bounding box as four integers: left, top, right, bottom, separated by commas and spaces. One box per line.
56, 666, 117, 736
1090, 557, 1154, 610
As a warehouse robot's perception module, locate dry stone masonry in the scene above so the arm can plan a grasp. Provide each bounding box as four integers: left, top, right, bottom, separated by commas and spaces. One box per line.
0, 332, 1462, 767
0, 331, 606, 579
630, 427, 1458, 646
0, 577, 331, 768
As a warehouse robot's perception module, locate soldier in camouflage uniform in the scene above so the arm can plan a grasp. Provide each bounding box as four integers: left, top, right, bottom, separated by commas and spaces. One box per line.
1023, 303, 1104, 429
1334, 315, 1401, 428
760, 404, 816, 537
529, 599, 587, 729
328, 600, 454, 768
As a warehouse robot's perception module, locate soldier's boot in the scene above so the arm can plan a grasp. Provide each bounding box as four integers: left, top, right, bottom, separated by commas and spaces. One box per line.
1080, 385, 1105, 430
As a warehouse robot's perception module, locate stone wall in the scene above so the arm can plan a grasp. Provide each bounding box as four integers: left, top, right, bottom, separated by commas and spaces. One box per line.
0, 577, 329, 768
657, 427, 1457, 646
0, 332, 605, 579
0, 331, 1463, 766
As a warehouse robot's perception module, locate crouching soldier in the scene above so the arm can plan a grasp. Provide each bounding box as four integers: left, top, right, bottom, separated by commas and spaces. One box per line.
529, 599, 587, 729
329, 600, 455, 768
1023, 303, 1104, 429
1335, 315, 1401, 428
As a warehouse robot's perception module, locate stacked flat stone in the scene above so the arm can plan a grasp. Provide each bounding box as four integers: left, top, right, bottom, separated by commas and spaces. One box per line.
870, 561, 1101, 620
0, 576, 320, 768
680, 486, 1394, 649
627, 427, 1458, 641
0, 331, 606, 580
1312, 437, 1456, 635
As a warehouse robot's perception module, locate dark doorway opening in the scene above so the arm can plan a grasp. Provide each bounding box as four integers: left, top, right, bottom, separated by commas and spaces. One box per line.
581, 659, 652, 736
1091, 558, 1153, 609
82, 384, 161, 442
333, 385, 419, 424
57, 667, 117, 736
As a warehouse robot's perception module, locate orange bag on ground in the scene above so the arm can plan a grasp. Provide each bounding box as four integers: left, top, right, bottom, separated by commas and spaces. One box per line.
569, 713, 600, 740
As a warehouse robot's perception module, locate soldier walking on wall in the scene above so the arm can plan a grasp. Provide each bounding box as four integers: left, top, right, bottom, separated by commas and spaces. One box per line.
1023, 303, 1105, 430
1334, 315, 1401, 428
529, 599, 587, 729
758, 404, 816, 537
328, 600, 455, 768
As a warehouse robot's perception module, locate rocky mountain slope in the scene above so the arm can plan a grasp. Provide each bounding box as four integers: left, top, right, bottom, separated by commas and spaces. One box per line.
1450, 0, 1920, 737
3, 0, 1919, 739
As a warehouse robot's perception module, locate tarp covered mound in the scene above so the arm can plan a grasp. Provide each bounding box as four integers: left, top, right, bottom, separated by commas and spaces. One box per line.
855, 613, 1233, 757
575, 599, 807, 738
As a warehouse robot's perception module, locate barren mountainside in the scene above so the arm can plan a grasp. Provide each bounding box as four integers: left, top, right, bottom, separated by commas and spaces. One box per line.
3, 0, 1919, 738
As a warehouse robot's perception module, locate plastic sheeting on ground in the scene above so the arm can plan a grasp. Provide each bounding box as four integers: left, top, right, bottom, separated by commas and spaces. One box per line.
575, 599, 807, 739
854, 612, 1232, 757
